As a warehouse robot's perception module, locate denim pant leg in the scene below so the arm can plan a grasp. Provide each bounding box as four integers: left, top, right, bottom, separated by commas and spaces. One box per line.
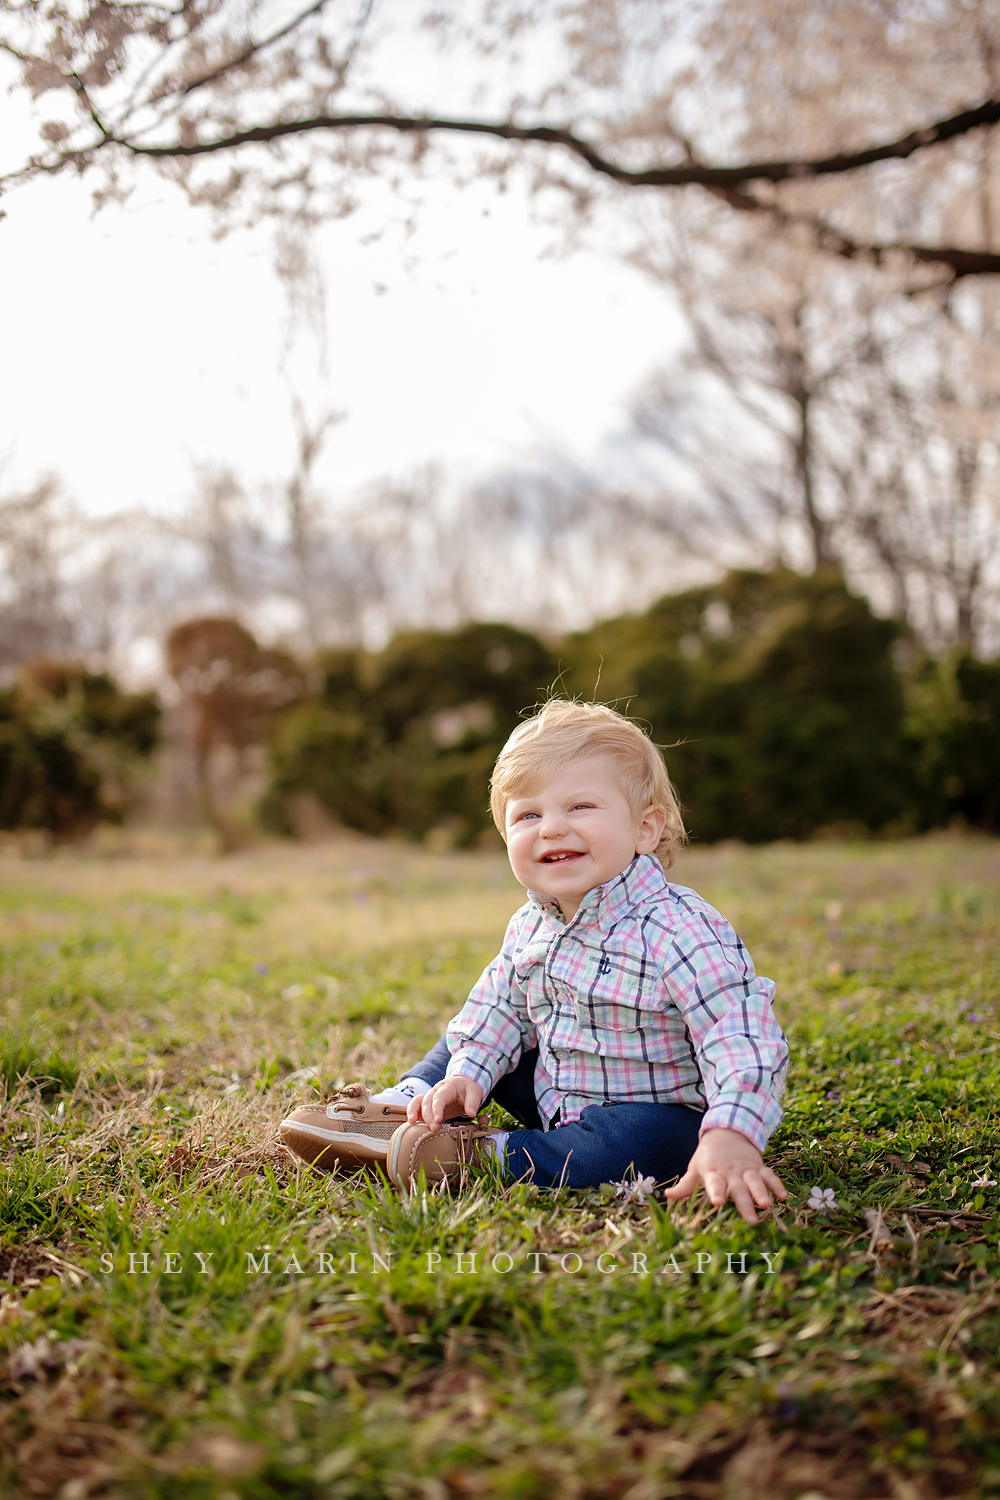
403, 1036, 544, 1129
402, 1036, 701, 1183
402, 1034, 452, 1087
503, 1102, 704, 1189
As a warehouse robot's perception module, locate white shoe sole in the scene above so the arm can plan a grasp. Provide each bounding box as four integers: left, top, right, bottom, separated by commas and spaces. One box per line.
280, 1120, 393, 1161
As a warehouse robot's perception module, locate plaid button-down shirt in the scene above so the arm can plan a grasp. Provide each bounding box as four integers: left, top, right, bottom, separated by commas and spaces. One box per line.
445, 854, 788, 1152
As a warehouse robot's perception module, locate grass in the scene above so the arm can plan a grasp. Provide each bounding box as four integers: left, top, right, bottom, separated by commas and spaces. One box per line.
0, 829, 998, 1499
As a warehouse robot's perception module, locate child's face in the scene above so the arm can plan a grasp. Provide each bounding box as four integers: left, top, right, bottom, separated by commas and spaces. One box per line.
503, 755, 666, 920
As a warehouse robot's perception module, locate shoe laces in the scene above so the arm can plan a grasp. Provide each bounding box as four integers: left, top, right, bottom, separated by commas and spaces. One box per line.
329, 1082, 368, 1112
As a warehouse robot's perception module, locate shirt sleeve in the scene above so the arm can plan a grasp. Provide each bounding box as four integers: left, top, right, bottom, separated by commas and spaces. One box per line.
444, 907, 539, 1097
662, 907, 788, 1152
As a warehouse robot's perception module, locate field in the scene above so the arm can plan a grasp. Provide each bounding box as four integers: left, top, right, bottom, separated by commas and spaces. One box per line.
1, 831, 999, 1499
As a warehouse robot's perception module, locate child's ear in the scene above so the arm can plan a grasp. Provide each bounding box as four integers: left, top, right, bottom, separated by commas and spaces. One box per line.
635, 804, 667, 854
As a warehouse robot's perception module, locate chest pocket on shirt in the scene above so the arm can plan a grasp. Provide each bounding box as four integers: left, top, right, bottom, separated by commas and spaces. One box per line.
569, 996, 671, 1068
568, 951, 651, 1036
572, 990, 673, 1061
577, 997, 643, 1033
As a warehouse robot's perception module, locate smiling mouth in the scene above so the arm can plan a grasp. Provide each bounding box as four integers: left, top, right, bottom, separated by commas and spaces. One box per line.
541, 850, 585, 863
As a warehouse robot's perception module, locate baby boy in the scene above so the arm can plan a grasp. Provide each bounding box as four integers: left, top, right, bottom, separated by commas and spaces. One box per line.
280, 700, 788, 1222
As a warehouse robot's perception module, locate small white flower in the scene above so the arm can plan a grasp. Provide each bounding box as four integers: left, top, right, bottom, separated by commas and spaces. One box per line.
807, 1186, 838, 1213
971, 1176, 997, 1189
614, 1175, 657, 1204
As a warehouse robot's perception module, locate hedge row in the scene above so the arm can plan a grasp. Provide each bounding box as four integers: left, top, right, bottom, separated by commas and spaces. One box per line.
264, 570, 1000, 846
0, 663, 161, 837
3, 571, 995, 845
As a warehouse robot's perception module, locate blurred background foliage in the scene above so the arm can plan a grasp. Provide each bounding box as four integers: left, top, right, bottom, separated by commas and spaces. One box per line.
262, 622, 554, 844
561, 569, 914, 844
265, 569, 998, 847
0, 570, 996, 850
0, 662, 160, 838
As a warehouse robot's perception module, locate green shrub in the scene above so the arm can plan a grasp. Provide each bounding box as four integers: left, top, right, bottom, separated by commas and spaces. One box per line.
561, 570, 914, 842
261, 572, 998, 847
264, 623, 555, 844
0, 661, 160, 837
950, 656, 1000, 829
906, 651, 1000, 831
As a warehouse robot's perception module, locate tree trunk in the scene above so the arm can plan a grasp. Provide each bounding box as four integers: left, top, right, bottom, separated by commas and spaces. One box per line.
793, 386, 836, 573
193, 741, 244, 854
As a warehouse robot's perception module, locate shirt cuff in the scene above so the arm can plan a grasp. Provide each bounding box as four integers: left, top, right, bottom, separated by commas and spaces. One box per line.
445, 1047, 501, 1098
699, 1093, 782, 1155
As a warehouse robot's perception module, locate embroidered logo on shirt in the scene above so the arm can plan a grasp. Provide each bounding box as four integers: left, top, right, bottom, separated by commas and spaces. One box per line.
598, 954, 612, 976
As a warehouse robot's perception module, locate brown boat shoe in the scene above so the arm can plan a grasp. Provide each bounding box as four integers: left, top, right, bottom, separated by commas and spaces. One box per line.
279, 1083, 408, 1172
386, 1119, 495, 1190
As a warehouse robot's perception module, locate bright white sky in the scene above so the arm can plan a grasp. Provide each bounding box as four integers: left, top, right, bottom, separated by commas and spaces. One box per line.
0, 53, 682, 522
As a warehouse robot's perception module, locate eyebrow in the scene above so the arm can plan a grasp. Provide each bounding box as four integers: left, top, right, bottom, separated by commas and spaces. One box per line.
509, 789, 606, 807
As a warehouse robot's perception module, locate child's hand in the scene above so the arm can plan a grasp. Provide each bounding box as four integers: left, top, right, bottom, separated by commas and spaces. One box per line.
407, 1075, 484, 1129
663, 1127, 787, 1224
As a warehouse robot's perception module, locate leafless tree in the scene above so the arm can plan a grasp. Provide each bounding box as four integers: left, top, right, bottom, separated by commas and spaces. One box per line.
620, 189, 1000, 651
0, 477, 72, 670
280, 400, 347, 650
185, 464, 259, 613
4, 0, 1000, 657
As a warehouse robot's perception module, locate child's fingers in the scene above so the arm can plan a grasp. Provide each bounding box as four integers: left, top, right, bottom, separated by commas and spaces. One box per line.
662, 1166, 699, 1200
759, 1166, 787, 1199
462, 1082, 483, 1117
422, 1090, 445, 1127
742, 1169, 775, 1210
702, 1166, 729, 1207
726, 1174, 761, 1224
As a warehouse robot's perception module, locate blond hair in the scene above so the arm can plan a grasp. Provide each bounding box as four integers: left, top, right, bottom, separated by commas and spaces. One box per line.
490, 700, 686, 869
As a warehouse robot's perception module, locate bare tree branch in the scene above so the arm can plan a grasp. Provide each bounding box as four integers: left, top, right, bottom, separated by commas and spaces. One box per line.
109, 94, 1000, 183
79, 94, 1000, 278
165, 0, 334, 104
6, 0, 1000, 279
707, 183, 1000, 280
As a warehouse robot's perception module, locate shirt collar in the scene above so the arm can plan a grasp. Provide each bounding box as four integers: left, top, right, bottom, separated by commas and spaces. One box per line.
529, 853, 668, 929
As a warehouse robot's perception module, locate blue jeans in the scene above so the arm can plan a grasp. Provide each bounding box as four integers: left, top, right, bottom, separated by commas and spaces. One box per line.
404, 1034, 703, 1189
